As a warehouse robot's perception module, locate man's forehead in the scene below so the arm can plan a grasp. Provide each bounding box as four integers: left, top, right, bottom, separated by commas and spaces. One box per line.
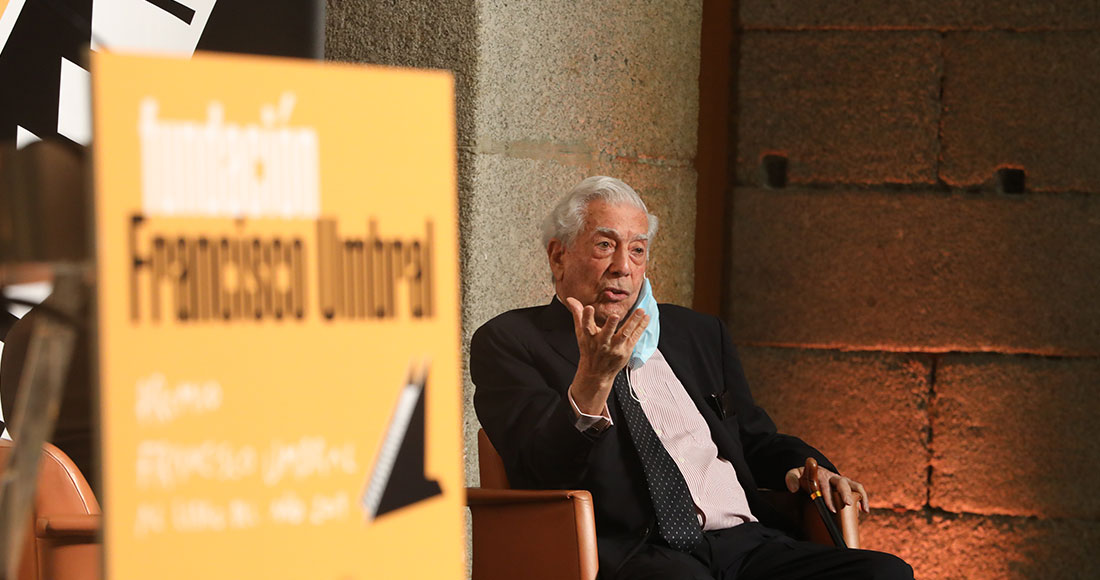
584, 201, 648, 228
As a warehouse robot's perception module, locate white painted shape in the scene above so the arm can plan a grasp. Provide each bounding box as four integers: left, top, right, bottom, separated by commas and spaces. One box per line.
0, 0, 27, 55
15, 125, 40, 149
57, 58, 91, 145
90, 0, 218, 56
4, 281, 52, 318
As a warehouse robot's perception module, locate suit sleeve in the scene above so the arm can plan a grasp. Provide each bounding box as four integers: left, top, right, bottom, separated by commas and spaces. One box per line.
713, 316, 837, 490
470, 319, 600, 489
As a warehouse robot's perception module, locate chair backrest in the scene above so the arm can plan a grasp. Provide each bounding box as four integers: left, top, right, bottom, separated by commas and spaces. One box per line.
477, 429, 511, 489
0, 439, 100, 580
33, 442, 100, 517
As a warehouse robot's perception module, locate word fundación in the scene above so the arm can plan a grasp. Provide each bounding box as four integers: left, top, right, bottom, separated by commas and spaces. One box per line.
127, 95, 435, 324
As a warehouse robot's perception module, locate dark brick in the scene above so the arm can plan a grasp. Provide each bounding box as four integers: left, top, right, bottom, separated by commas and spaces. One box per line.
728, 188, 1100, 355
736, 31, 941, 187
932, 355, 1100, 519
941, 31, 1100, 193
740, 1, 1100, 30
861, 510, 1100, 580
740, 347, 930, 510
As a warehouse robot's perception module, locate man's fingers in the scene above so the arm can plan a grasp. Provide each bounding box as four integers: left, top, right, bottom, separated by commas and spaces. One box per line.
582, 305, 599, 335
631, 309, 649, 333
617, 309, 648, 345
788, 463, 869, 514
630, 314, 650, 344
785, 467, 802, 493
565, 297, 584, 328
833, 477, 854, 512
599, 313, 620, 342
818, 471, 836, 512
851, 481, 870, 513
566, 298, 603, 337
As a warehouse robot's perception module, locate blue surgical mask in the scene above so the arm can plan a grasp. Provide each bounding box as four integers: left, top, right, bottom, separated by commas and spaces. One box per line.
629, 277, 660, 369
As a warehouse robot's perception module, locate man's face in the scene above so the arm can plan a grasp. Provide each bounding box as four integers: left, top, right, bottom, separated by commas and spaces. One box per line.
549, 200, 650, 326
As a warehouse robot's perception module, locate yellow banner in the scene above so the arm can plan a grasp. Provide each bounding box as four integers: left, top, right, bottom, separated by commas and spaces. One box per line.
91, 51, 463, 580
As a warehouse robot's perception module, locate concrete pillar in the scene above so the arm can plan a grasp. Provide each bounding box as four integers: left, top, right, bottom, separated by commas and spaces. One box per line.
326, 0, 703, 485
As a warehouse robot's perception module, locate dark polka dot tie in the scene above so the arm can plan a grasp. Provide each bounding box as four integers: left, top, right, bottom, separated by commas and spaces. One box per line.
613, 369, 703, 551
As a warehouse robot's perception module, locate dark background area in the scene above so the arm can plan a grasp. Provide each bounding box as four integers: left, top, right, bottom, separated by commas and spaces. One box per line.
702, 2, 1100, 577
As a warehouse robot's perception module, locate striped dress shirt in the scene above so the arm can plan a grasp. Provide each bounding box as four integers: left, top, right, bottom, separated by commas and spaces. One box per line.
571, 348, 756, 530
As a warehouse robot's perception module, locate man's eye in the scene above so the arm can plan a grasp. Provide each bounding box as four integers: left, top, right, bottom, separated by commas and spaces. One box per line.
596, 241, 612, 249
631, 247, 646, 255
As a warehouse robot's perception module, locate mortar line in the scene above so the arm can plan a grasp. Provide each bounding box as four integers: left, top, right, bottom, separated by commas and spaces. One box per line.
934, 31, 948, 189
730, 179, 1100, 196
871, 504, 1095, 524
731, 342, 1100, 361
925, 355, 938, 509
738, 25, 1099, 33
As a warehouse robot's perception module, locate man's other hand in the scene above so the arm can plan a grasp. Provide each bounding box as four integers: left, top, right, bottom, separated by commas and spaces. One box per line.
785, 458, 870, 514
565, 296, 649, 415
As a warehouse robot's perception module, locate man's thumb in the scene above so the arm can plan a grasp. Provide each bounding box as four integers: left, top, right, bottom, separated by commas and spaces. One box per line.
785, 468, 802, 493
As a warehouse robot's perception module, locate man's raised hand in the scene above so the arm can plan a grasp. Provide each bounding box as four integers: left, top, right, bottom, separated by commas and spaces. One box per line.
565, 297, 649, 415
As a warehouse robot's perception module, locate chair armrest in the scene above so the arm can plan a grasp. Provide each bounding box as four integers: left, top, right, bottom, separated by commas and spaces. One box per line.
834, 495, 860, 549
36, 514, 101, 539
757, 489, 861, 549
466, 488, 598, 580
467, 487, 592, 505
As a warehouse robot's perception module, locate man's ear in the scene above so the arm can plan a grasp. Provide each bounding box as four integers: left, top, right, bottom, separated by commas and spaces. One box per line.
547, 239, 565, 281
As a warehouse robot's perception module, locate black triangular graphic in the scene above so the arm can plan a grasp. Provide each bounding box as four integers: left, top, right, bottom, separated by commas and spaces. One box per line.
143, 0, 195, 25
0, 0, 92, 141
373, 378, 441, 518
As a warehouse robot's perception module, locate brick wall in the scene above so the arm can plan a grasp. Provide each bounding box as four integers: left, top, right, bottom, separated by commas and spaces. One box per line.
727, 3, 1100, 578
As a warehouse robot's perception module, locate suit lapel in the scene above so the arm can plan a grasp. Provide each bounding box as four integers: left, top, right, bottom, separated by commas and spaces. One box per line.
658, 311, 761, 493
537, 297, 580, 366
657, 319, 709, 415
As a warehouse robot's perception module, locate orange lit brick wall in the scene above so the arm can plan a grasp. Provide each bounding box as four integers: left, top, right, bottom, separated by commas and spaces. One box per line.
725, 4, 1100, 579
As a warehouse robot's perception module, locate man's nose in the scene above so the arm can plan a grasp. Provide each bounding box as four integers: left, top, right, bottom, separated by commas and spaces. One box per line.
609, 246, 631, 275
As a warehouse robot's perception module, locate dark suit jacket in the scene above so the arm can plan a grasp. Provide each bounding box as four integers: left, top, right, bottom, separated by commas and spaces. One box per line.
471, 299, 834, 575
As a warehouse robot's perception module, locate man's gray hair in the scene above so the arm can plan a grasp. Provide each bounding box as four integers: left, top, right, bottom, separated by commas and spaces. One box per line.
540, 176, 659, 249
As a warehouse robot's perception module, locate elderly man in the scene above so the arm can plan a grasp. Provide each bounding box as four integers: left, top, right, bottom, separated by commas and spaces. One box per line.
471, 176, 912, 580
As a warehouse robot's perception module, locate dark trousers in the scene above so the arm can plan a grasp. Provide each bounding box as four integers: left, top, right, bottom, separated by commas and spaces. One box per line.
614, 523, 913, 580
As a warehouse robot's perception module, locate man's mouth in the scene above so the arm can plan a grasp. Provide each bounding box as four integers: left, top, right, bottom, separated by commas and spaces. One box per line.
601, 287, 630, 301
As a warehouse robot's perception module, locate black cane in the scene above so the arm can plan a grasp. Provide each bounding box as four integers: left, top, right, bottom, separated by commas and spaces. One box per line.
804, 458, 847, 548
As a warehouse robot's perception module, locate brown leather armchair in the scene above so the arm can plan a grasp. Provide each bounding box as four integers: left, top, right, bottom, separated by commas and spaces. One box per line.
0, 440, 101, 580
467, 429, 860, 580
